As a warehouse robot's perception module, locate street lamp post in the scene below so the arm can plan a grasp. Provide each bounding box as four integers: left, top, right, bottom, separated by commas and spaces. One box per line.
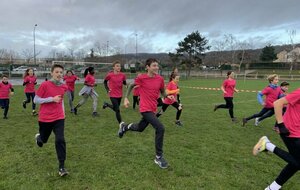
106, 40, 109, 63
135, 33, 138, 64
33, 24, 37, 65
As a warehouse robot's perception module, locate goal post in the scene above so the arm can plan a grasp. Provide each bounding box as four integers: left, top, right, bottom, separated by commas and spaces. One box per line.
51, 60, 113, 79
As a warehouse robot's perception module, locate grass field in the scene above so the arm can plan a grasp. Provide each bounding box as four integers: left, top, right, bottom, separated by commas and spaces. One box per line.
1, 78, 300, 190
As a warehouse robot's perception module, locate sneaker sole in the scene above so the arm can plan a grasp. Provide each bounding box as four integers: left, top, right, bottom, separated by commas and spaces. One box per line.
154, 159, 168, 169
253, 136, 267, 156
59, 172, 69, 177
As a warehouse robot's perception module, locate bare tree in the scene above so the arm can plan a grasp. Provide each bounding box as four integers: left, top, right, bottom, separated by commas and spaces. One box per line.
236, 40, 253, 73
286, 29, 297, 74
224, 34, 238, 64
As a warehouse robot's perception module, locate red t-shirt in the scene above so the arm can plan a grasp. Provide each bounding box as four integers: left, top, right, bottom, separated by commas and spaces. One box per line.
105, 71, 126, 98
261, 86, 282, 108
36, 81, 68, 122
284, 88, 300, 137
63, 75, 78, 91
85, 74, 95, 87
134, 74, 165, 113
24, 75, 37, 93
223, 79, 236, 97
163, 81, 179, 105
0, 82, 13, 99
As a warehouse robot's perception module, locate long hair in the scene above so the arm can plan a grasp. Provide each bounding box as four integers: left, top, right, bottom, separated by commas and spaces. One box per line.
169, 72, 177, 82
84, 67, 94, 77
227, 71, 233, 79
23, 68, 35, 78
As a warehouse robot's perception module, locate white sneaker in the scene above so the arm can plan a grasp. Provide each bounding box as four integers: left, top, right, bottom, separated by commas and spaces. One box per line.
254, 118, 260, 126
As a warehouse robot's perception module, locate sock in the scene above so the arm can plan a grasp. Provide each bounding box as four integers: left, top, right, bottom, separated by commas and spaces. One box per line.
265, 181, 281, 190
266, 142, 276, 153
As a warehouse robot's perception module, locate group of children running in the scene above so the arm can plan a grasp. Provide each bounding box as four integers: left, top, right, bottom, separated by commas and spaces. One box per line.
213, 71, 299, 190
0, 58, 183, 176
1, 59, 299, 189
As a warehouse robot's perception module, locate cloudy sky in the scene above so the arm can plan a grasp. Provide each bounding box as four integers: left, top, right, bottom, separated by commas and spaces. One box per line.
1, 0, 300, 58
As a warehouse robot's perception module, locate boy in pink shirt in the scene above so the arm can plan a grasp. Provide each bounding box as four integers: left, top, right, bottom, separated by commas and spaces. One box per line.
156, 72, 183, 126
22, 68, 38, 116
34, 64, 69, 177
243, 74, 281, 127
63, 70, 79, 113
253, 87, 300, 190
0, 75, 14, 119
103, 60, 127, 124
118, 58, 172, 169
214, 71, 238, 122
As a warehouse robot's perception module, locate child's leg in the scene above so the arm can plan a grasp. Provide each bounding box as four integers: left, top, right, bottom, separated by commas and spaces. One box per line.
52, 119, 66, 169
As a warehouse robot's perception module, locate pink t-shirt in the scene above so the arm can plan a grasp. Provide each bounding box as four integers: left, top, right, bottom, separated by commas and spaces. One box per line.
163, 81, 178, 105
105, 71, 126, 98
0, 82, 13, 99
85, 74, 95, 87
223, 79, 236, 97
36, 81, 68, 122
134, 74, 165, 113
63, 75, 78, 91
261, 86, 282, 108
284, 88, 300, 138
24, 75, 37, 93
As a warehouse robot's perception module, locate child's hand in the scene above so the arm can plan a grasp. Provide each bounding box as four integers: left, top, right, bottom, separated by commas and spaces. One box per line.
10, 92, 14, 96
124, 98, 130, 108
53, 95, 62, 103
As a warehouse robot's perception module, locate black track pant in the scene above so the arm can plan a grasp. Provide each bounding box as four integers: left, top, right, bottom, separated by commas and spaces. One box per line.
156, 102, 182, 120
273, 135, 300, 186
0, 99, 9, 117
105, 97, 122, 123
24, 92, 36, 110
133, 95, 139, 109
127, 112, 165, 156
216, 97, 234, 118
38, 119, 66, 168
245, 107, 273, 121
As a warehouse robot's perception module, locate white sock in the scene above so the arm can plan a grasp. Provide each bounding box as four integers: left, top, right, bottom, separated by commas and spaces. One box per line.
266, 142, 276, 153
265, 181, 281, 190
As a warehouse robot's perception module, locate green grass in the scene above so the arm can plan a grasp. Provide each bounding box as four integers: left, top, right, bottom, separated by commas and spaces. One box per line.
1, 79, 300, 190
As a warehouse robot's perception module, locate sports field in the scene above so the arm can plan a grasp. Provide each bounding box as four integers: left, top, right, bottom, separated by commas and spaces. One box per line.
0, 78, 299, 190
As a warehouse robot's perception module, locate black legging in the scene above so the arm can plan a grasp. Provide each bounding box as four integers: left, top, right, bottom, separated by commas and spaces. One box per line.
273, 134, 300, 186
156, 102, 182, 120
133, 95, 139, 109
38, 119, 66, 168
245, 107, 273, 121
105, 97, 122, 123
0, 99, 9, 117
216, 97, 234, 118
24, 92, 36, 110
126, 111, 165, 156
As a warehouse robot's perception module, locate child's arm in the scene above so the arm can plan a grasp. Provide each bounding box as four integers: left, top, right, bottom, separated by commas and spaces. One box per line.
34, 95, 61, 104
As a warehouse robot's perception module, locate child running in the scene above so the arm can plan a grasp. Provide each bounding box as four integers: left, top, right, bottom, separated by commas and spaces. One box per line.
132, 74, 141, 110
118, 58, 171, 169
0, 75, 14, 119
22, 68, 38, 116
33, 64, 69, 177
103, 60, 127, 124
156, 72, 183, 126
252, 87, 300, 190
74, 67, 98, 117
273, 81, 289, 132
242, 74, 281, 127
214, 71, 238, 122
63, 70, 79, 113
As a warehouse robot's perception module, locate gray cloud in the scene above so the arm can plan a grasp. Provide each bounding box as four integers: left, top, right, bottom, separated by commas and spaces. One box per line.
0, 0, 299, 57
